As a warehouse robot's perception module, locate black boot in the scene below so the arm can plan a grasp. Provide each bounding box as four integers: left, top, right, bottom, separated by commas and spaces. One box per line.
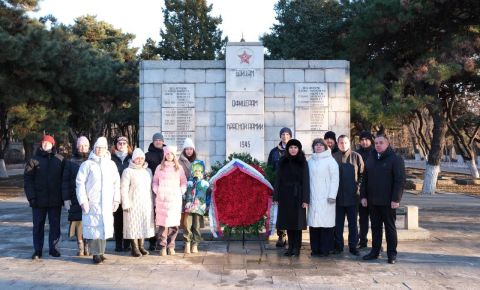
123, 239, 131, 252
115, 239, 123, 252
148, 237, 156, 251
131, 239, 142, 257
83, 239, 90, 256
284, 244, 294, 256
93, 255, 103, 264
276, 231, 287, 248
138, 239, 149, 256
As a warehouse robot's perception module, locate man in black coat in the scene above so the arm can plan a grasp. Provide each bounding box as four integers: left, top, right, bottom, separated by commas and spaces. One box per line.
361, 134, 405, 264
145, 132, 167, 250
62, 136, 90, 256
267, 127, 292, 247
24, 135, 65, 259
333, 135, 364, 256
355, 131, 374, 249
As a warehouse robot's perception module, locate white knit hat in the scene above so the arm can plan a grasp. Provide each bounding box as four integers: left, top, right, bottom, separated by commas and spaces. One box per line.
182, 138, 195, 150
132, 148, 145, 160
94, 137, 108, 149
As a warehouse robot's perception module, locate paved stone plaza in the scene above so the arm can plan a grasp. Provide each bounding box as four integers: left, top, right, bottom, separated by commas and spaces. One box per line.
0, 192, 479, 289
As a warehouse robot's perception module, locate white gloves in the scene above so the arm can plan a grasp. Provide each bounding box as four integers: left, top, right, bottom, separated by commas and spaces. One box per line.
327, 198, 336, 204
113, 202, 120, 212
64, 200, 72, 211
81, 203, 90, 214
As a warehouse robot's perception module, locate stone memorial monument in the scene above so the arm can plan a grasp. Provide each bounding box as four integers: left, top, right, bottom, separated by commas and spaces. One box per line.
139, 42, 350, 167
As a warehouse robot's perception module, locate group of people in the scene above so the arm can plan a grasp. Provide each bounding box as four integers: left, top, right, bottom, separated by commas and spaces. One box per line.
24, 133, 208, 264
269, 128, 405, 264
24, 127, 405, 265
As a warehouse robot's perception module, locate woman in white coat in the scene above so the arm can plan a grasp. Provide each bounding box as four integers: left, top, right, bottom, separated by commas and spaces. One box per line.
76, 137, 121, 264
121, 148, 155, 257
307, 138, 339, 257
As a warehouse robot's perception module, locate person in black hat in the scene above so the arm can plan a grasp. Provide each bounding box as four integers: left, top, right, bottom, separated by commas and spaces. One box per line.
268, 127, 292, 247
356, 131, 375, 249
273, 139, 310, 257
324, 131, 339, 154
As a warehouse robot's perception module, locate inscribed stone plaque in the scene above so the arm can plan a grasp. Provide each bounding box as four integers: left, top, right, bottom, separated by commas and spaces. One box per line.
296, 131, 328, 155
161, 84, 195, 107
295, 83, 328, 107
161, 108, 195, 131
226, 69, 264, 92
226, 114, 264, 161
163, 132, 195, 153
226, 91, 264, 115
295, 107, 329, 131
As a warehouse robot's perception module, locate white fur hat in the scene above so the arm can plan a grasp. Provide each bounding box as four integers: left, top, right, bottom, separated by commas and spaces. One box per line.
182, 138, 195, 150
132, 148, 145, 160
94, 137, 108, 149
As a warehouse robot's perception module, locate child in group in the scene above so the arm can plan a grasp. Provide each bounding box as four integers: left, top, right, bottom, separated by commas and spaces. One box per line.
182, 160, 210, 254
152, 146, 187, 256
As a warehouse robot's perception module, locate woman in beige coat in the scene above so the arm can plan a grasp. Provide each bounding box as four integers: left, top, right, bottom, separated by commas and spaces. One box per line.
121, 148, 155, 257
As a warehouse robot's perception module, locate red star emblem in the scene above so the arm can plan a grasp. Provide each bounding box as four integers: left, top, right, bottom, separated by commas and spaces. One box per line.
238, 50, 252, 64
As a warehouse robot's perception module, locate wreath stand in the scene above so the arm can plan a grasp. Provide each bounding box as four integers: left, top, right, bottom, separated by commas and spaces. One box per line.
225, 229, 265, 257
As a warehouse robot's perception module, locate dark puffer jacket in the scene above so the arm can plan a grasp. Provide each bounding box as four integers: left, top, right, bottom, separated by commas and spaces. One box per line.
24, 148, 65, 207
360, 147, 405, 206
145, 142, 166, 174
62, 152, 88, 221
111, 152, 132, 177
267, 142, 286, 171
356, 145, 374, 164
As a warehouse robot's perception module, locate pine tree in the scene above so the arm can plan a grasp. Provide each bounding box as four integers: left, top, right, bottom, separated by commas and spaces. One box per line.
158, 0, 227, 60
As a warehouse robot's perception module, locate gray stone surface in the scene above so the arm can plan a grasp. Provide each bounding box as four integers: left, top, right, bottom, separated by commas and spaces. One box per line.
185, 69, 206, 83
264, 69, 284, 83
0, 192, 478, 289
206, 69, 226, 83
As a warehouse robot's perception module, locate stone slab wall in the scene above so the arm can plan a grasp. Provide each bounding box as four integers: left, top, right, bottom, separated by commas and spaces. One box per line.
139, 59, 350, 169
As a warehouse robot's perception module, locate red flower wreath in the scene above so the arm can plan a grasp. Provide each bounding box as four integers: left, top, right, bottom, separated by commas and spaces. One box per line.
214, 167, 271, 227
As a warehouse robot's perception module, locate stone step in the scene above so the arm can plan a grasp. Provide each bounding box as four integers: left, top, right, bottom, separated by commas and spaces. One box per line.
454, 178, 480, 185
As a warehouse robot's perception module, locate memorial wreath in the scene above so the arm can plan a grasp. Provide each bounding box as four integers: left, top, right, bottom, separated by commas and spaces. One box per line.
208, 153, 275, 238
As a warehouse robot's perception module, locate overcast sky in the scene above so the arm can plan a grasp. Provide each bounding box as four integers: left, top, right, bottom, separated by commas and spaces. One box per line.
30, 0, 278, 48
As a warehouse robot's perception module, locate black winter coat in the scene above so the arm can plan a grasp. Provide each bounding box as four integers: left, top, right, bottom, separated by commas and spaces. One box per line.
145, 143, 166, 173
111, 152, 132, 177
360, 147, 405, 206
267, 142, 286, 171
333, 150, 364, 207
274, 156, 310, 231
356, 145, 374, 164
24, 148, 65, 208
62, 153, 88, 221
